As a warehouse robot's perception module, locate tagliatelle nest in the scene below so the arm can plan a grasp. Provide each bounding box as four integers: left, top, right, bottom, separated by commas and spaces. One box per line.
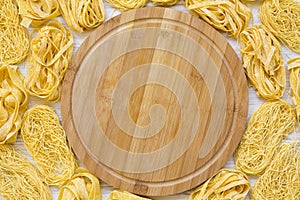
288, 58, 300, 121
0, 63, 28, 144
58, 0, 105, 32
24, 20, 73, 102
0, 145, 52, 200
105, 0, 148, 11
189, 168, 250, 200
260, 0, 300, 53
234, 100, 296, 176
239, 25, 285, 99
108, 190, 152, 200
185, 0, 252, 38
58, 168, 101, 200
21, 105, 78, 187
251, 142, 300, 200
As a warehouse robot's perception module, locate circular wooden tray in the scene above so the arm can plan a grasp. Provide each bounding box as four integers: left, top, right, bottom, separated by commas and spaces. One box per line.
61, 7, 248, 196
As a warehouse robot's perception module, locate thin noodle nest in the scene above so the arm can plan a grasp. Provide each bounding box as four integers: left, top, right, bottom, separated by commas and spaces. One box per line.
0, 0, 19, 23
151, 0, 178, 6
288, 57, 300, 121
239, 25, 285, 99
105, 0, 148, 11
0, 63, 28, 144
189, 168, 250, 200
21, 105, 77, 187
0, 145, 52, 200
234, 100, 296, 176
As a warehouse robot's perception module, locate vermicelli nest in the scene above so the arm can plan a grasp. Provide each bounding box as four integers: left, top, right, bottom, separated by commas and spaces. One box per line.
17, 0, 60, 27
185, 0, 252, 38
0, 0, 19, 23
239, 25, 285, 99
288, 57, 300, 121
234, 100, 296, 176
0, 145, 52, 200
58, 0, 105, 32
105, 0, 148, 11
251, 142, 300, 200
0, 63, 28, 144
58, 168, 101, 200
260, 0, 300, 53
24, 20, 73, 102
151, 0, 178, 6
189, 168, 250, 200
21, 105, 78, 187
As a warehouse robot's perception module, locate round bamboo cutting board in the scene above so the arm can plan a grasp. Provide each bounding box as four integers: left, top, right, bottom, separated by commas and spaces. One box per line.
61, 7, 248, 196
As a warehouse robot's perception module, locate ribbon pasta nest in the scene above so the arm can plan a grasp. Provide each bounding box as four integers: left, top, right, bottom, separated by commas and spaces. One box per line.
58, 168, 101, 200
260, 0, 300, 53
239, 25, 285, 99
25, 20, 73, 102
58, 0, 105, 32
251, 142, 300, 200
234, 100, 296, 176
0, 63, 28, 144
105, 0, 148, 11
185, 0, 252, 38
17, 0, 60, 27
189, 168, 250, 200
0, 145, 52, 200
288, 57, 300, 120
108, 190, 152, 200
21, 105, 77, 187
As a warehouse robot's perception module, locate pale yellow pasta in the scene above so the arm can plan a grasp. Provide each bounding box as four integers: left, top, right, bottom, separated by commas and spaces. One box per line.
21, 105, 78, 187
251, 142, 300, 200
106, 0, 148, 11
107, 190, 152, 200
260, 0, 300, 53
0, 0, 19, 23
185, 0, 252, 38
240, 25, 285, 99
0, 145, 52, 200
190, 168, 250, 200
58, 0, 105, 32
151, 0, 178, 6
0, 63, 28, 144
25, 20, 73, 102
234, 100, 296, 176
288, 58, 300, 121
17, 0, 60, 27
58, 168, 101, 200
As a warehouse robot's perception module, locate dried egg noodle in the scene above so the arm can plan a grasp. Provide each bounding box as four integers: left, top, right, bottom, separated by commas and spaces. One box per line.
0, 63, 28, 144
25, 20, 73, 102
151, 0, 178, 6
288, 58, 300, 121
234, 100, 296, 176
0, 0, 19, 23
21, 105, 77, 187
185, 0, 252, 38
58, 0, 105, 32
105, 0, 148, 11
58, 168, 101, 200
251, 142, 300, 200
189, 168, 250, 200
17, 0, 60, 27
260, 0, 300, 53
239, 25, 285, 99
0, 145, 51, 200
107, 190, 152, 200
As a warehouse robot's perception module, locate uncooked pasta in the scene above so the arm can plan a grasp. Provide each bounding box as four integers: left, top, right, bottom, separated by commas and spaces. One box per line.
251, 142, 300, 200
17, 0, 60, 27
239, 25, 285, 99
151, 0, 178, 6
58, 0, 105, 32
260, 0, 300, 53
0, 0, 19, 23
21, 105, 77, 187
106, 0, 148, 11
189, 168, 250, 200
185, 0, 252, 38
58, 168, 101, 200
0, 145, 51, 200
0, 63, 28, 144
234, 100, 296, 176
25, 20, 73, 102
107, 190, 152, 200
288, 57, 300, 120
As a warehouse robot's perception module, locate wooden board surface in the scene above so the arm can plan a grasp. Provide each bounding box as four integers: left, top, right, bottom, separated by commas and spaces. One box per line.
61, 7, 248, 196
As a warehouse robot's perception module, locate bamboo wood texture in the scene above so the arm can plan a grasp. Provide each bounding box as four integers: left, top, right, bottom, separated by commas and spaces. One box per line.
61, 7, 248, 196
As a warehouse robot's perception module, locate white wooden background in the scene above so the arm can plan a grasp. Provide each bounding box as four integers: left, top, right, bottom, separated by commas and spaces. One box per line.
13, 0, 300, 199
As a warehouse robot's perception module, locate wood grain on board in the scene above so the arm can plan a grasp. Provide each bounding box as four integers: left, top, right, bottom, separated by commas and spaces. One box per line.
61, 7, 248, 196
